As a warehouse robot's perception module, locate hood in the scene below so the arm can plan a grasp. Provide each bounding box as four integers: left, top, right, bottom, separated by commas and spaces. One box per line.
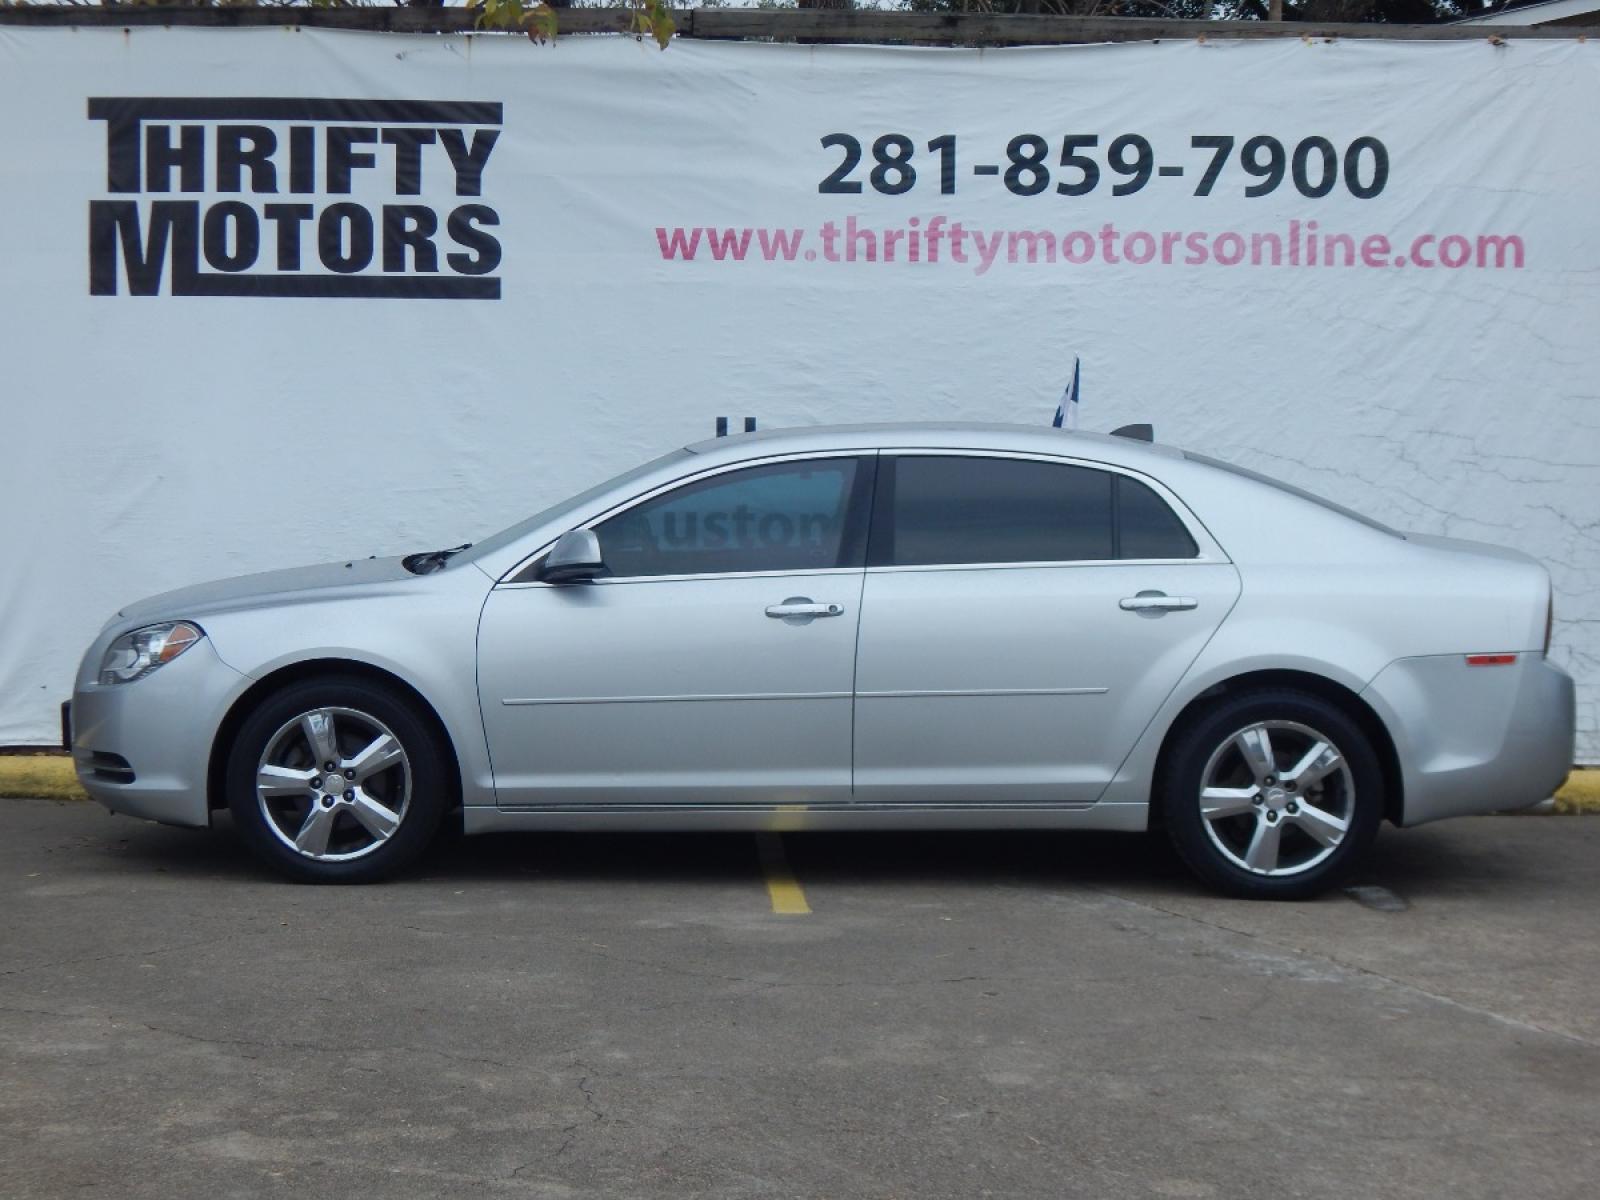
114, 556, 419, 626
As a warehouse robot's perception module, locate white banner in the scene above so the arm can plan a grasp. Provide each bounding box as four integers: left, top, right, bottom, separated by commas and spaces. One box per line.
0, 27, 1596, 760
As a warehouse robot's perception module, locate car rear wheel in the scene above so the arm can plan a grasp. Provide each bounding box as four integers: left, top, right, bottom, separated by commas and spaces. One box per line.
226, 676, 450, 883
1160, 689, 1384, 900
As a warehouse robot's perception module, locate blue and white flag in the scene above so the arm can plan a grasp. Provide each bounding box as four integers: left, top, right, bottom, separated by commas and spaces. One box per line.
1052, 357, 1081, 430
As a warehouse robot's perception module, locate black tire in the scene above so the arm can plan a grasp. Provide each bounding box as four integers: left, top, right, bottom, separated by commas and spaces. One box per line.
1160, 688, 1384, 900
226, 675, 451, 883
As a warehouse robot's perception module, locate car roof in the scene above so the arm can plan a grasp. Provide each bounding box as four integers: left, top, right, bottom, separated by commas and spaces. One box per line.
683, 422, 1186, 469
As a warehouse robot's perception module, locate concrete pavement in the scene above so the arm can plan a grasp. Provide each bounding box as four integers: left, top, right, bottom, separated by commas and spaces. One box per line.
2, 799, 1598, 1199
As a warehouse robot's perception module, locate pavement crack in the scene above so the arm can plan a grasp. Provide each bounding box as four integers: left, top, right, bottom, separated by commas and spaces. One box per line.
572, 1055, 606, 1128
1080, 885, 1600, 1050
508, 1058, 604, 1176
576, 1072, 603, 1124
0, 1007, 522, 1070
0, 933, 239, 979
0, 1004, 78, 1021
562, 939, 995, 992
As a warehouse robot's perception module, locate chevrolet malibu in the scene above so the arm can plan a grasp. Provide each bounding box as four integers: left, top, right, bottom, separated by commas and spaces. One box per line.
67, 424, 1575, 898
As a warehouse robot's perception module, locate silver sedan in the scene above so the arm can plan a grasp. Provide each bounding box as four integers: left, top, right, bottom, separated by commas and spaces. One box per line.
67, 424, 1575, 898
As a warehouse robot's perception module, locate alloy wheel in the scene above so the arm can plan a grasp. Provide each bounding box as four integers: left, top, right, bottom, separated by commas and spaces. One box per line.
1197, 719, 1354, 877
255, 706, 412, 862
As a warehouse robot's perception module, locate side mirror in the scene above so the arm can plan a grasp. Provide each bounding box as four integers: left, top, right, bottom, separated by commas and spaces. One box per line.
540, 529, 605, 584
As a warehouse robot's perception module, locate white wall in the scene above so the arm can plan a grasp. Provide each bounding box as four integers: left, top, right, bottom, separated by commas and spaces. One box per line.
0, 29, 1595, 760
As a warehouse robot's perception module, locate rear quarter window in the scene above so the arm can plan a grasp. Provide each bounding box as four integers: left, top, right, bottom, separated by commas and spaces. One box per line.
1117, 476, 1198, 559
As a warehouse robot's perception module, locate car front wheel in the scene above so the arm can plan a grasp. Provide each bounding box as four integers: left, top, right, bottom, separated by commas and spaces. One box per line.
1160, 689, 1384, 900
225, 676, 450, 883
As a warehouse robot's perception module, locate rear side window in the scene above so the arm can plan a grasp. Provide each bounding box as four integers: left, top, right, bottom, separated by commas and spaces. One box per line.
872, 455, 1197, 567
874, 456, 1113, 566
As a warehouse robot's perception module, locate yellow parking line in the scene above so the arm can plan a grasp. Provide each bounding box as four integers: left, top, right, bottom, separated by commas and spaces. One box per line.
755, 833, 811, 915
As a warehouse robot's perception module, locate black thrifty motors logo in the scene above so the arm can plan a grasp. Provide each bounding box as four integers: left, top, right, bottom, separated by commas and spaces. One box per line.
88, 98, 504, 299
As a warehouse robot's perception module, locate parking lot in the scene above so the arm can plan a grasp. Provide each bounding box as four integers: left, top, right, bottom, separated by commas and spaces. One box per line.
3, 798, 1598, 1200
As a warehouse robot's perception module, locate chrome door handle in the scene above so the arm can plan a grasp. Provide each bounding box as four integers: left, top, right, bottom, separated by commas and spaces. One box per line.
1119, 592, 1198, 612
766, 598, 844, 619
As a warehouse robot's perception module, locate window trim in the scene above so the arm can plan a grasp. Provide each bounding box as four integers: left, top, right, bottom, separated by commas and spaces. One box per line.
502, 451, 878, 587
865, 449, 1217, 571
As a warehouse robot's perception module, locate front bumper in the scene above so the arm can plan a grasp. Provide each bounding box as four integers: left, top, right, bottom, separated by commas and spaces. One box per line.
1362, 653, 1576, 826
69, 637, 248, 828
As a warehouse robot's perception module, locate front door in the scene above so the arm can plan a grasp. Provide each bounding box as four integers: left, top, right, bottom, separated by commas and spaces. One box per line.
853, 452, 1241, 807
478, 454, 874, 808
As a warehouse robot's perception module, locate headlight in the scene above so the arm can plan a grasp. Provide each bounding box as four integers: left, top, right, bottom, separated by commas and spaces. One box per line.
98, 622, 204, 686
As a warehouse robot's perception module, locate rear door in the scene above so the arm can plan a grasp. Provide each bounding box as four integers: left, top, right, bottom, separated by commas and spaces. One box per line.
852, 452, 1240, 807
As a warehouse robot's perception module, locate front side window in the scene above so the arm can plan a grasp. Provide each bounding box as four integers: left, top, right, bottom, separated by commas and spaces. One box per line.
873, 455, 1198, 567
594, 458, 864, 578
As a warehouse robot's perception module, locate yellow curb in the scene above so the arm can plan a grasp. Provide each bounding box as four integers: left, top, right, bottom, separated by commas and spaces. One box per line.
0, 754, 86, 802
1553, 768, 1600, 815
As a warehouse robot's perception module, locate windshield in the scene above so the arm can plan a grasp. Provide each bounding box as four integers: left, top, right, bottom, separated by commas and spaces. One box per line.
460, 448, 696, 564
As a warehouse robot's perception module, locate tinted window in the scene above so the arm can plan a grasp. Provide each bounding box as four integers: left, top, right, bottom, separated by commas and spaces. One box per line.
878, 456, 1114, 566
1117, 476, 1198, 559
594, 459, 862, 578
